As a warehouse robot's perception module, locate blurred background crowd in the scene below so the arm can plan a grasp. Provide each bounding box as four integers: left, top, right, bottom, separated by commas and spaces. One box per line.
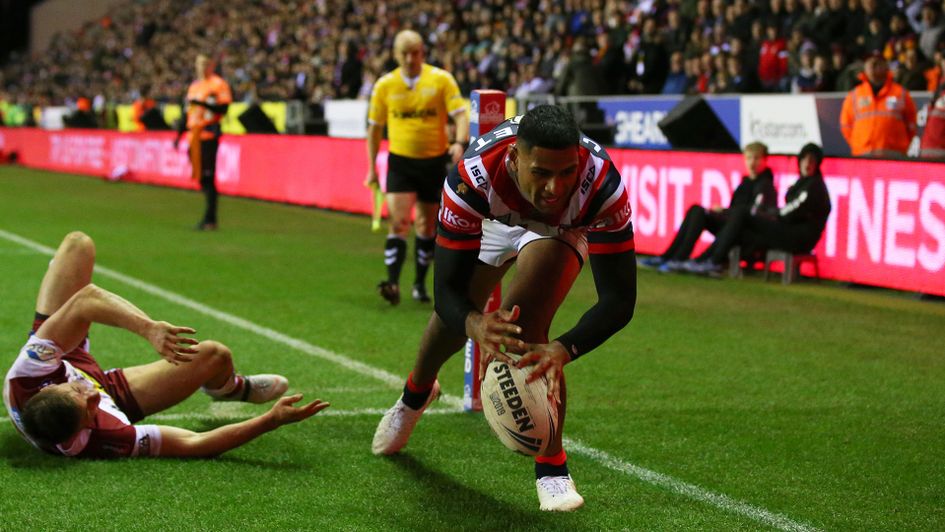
1, 0, 943, 111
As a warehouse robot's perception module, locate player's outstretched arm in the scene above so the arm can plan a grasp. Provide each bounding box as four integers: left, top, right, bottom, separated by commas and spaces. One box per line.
156, 394, 330, 458
554, 249, 638, 360
35, 283, 198, 364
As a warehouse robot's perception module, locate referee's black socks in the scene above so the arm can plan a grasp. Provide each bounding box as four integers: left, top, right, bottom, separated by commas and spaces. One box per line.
385, 236, 407, 285
414, 235, 435, 287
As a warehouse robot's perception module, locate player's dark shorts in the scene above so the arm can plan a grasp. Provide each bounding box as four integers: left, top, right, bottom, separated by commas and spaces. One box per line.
31, 313, 145, 422
386, 152, 450, 203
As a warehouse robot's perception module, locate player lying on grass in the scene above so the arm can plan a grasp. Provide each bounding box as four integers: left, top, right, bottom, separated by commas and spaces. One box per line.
372, 105, 637, 511
3, 232, 329, 458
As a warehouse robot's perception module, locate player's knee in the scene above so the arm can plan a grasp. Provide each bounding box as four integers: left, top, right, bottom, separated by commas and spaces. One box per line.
391, 218, 412, 237
73, 283, 103, 303
197, 340, 232, 368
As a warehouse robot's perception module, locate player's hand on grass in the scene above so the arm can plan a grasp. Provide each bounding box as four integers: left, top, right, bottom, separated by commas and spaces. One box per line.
468, 305, 527, 375
364, 168, 379, 189
268, 394, 330, 426
516, 340, 572, 402
147, 321, 198, 365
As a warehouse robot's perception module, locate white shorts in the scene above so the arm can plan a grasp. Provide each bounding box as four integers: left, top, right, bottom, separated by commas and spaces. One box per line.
478, 219, 588, 267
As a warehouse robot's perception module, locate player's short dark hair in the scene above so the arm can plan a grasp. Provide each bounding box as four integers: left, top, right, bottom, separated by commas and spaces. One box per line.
517, 105, 580, 151
20, 389, 82, 445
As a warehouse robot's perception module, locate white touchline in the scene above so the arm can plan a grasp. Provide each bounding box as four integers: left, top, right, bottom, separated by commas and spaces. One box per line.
0, 229, 819, 532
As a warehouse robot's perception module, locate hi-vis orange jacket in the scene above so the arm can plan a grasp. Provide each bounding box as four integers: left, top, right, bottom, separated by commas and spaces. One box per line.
840, 72, 917, 156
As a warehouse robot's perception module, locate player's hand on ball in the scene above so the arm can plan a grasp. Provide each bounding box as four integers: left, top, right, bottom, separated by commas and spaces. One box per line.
147, 321, 198, 365
468, 305, 527, 375
516, 341, 572, 402
269, 394, 330, 426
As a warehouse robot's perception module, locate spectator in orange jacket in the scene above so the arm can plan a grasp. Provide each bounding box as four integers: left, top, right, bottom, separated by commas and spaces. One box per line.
840, 51, 917, 157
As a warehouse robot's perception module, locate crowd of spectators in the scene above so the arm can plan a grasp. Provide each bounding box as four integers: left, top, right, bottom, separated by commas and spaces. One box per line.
1, 0, 944, 112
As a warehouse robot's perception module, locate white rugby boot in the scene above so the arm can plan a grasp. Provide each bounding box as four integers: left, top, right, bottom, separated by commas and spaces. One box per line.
536, 475, 585, 511
241, 374, 289, 403
371, 380, 440, 455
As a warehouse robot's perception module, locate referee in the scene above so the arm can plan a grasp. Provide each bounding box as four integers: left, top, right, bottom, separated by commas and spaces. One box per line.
365, 30, 468, 305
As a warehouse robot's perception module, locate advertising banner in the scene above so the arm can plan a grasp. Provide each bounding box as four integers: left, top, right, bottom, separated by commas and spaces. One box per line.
598, 96, 680, 150
2, 127, 942, 295
599, 95, 741, 150
740, 94, 822, 154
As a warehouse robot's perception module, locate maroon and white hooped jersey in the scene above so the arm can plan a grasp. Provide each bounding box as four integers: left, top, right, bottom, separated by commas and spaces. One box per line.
3, 335, 161, 458
437, 116, 634, 254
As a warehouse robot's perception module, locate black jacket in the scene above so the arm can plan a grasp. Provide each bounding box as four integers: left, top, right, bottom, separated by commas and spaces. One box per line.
729, 168, 777, 214
777, 172, 832, 252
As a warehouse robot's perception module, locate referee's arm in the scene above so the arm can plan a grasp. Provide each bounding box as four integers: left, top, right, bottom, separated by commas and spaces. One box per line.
365, 121, 383, 188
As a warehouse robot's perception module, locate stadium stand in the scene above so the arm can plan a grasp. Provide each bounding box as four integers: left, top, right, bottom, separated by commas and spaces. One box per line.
2, 0, 944, 114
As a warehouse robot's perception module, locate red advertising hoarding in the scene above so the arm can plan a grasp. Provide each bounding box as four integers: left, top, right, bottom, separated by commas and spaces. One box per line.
1, 127, 942, 295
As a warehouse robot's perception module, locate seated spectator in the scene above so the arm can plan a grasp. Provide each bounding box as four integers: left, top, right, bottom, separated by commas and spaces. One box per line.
896, 47, 931, 89
791, 47, 819, 92
758, 21, 789, 91
884, 12, 918, 66
662, 9, 690, 53
860, 16, 890, 59
639, 142, 777, 273
555, 39, 606, 96
683, 143, 832, 277
926, 48, 944, 91
628, 17, 670, 94
834, 47, 865, 91
728, 54, 760, 92
919, 2, 945, 62
811, 53, 837, 91
662, 51, 691, 94
513, 63, 554, 98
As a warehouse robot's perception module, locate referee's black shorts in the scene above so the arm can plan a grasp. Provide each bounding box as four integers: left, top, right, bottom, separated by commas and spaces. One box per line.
386, 152, 451, 204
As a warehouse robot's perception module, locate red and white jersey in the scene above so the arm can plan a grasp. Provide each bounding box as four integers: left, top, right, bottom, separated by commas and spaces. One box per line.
437, 116, 634, 254
3, 335, 161, 458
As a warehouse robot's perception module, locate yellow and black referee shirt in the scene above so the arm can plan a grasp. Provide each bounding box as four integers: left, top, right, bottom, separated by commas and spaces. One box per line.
368, 63, 466, 159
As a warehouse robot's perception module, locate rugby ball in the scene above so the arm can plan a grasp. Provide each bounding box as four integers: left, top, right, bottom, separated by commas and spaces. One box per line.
481, 359, 558, 456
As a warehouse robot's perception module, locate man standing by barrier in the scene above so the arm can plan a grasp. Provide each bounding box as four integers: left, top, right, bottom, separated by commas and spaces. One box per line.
365, 30, 468, 305
174, 54, 232, 231
840, 51, 916, 158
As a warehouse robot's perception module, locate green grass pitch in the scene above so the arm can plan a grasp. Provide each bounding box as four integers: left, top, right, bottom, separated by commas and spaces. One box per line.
0, 166, 942, 530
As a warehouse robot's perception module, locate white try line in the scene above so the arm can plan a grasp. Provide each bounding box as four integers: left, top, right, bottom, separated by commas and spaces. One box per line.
0, 229, 819, 532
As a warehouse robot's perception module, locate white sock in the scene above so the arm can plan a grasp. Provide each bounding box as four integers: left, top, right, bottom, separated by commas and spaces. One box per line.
202, 373, 245, 399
